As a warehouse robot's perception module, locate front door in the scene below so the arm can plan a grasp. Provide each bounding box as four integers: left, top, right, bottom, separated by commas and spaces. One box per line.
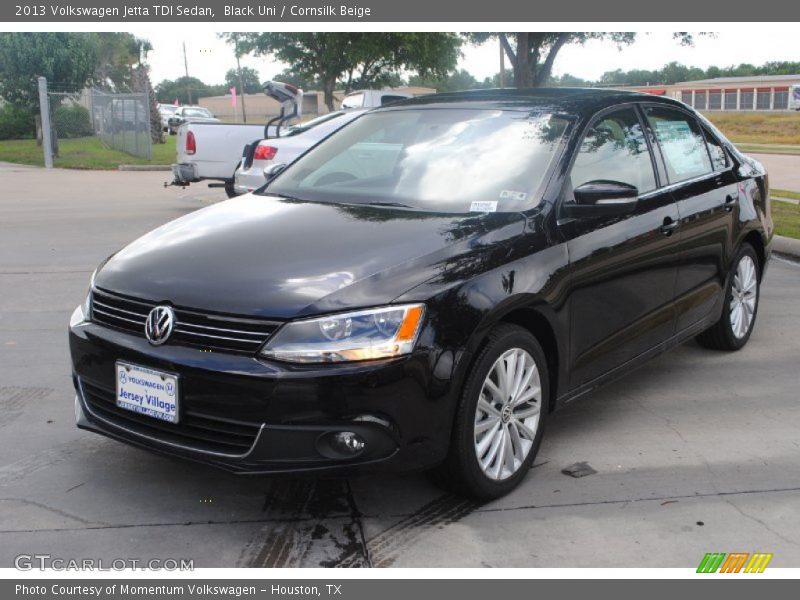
560, 106, 680, 388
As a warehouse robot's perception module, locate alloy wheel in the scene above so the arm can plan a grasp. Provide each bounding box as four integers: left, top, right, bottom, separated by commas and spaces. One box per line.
473, 348, 542, 481
730, 254, 758, 339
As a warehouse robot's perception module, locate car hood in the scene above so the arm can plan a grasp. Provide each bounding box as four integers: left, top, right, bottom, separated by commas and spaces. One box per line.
95, 195, 526, 319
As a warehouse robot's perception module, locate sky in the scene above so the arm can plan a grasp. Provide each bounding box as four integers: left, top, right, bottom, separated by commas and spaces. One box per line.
130, 30, 798, 88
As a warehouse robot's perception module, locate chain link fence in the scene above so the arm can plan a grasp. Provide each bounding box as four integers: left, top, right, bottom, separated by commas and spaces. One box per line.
41, 81, 153, 164
90, 89, 152, 160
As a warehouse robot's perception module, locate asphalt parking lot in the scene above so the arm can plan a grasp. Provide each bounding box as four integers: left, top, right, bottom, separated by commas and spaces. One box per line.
1, 164, 799, 569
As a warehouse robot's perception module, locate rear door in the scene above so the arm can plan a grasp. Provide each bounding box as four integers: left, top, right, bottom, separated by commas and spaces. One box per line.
561, 105, 681, 387
642, 105, 737, 332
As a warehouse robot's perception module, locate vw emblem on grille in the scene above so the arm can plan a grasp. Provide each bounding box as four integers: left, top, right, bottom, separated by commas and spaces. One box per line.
145, 306, 175, 346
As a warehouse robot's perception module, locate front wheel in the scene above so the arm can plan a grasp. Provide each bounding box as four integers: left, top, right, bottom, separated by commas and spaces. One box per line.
437, 324, 549, 500
696, 243, 760, 351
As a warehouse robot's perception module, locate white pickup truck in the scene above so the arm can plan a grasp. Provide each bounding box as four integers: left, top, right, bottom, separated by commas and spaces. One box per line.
340, 89, 413, 109
170, 122, 273, 197
169, 81, 303, 197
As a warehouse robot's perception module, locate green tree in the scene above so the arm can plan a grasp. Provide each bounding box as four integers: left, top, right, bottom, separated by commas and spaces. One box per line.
482, 69, 515, 88
0, 32, 98, 109
551, 73, 591, 87
468, 33, 636, 88
225, 67, 261, 94
155, 77, 216, 104
269, 68, 320, 91
222, 32, 462, 110
468, 32, 702, 89
91, 33, 152, 91
408, 69, 481, 93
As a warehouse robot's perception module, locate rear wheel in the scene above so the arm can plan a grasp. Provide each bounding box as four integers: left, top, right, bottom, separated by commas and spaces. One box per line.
696, 243, 760, 351
437, 324, 548, 500
224, 170, 241, 199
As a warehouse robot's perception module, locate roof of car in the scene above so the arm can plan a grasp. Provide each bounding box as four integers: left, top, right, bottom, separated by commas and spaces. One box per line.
376, 87, 686, 116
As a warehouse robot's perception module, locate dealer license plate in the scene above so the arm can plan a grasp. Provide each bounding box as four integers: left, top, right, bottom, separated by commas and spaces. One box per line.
116, 361, 179, 424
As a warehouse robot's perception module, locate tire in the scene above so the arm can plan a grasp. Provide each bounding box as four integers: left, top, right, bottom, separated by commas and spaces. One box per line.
224, 172, 240, 199
696, 243, 760, 351
436, 323, 549, 500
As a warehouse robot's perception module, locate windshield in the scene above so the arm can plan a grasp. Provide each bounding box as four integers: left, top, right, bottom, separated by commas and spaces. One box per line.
264, 108, 570, 213
183, 108, 213, 118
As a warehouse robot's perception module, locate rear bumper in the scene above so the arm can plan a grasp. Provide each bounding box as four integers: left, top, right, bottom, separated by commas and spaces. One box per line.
234, 165, 266, 194
171, 163, 198, 185
70, 320, 456, 475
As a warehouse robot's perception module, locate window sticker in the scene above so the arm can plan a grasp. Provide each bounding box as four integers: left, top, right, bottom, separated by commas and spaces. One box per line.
470, 201, 498, 213
654, 120, 707, 178
499, 190, 528, 202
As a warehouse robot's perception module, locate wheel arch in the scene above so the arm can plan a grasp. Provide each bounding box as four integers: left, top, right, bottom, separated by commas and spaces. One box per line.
742, 230, 766, 279
461, 302, 564, 414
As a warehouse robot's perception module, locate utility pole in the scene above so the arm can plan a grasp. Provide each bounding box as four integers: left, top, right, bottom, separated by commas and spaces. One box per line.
183, 41, 193, 104
37, 77, 53, 168
235, 36, 247, 123
499, 38, 506, 88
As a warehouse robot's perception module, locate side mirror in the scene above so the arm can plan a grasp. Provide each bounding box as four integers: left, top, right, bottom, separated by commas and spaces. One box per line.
563, 180, 639, 218
263, 163, 287, 181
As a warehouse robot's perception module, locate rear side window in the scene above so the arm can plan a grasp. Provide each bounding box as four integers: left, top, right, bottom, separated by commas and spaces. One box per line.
380, 95, 408, 105
702, 126, 729, 171
644, 107, 713, 183
570, 107, 656, 194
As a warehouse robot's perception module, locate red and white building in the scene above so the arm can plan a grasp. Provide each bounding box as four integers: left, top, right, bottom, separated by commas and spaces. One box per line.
621, 74, 800, 111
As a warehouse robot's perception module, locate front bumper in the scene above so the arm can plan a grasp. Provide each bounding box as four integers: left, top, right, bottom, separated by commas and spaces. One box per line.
70, 320, 455, 475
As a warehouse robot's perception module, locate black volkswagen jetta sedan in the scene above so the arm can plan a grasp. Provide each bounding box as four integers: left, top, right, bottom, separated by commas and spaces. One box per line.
70, 89, 772, 499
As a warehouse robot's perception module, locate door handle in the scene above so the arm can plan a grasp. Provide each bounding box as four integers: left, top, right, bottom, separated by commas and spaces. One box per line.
724, 194, 737, 212
660, 217, 679, 236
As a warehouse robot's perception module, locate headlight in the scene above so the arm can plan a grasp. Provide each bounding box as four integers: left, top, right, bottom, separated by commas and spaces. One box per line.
70, 270, 96, 327
261, 304, 425, 364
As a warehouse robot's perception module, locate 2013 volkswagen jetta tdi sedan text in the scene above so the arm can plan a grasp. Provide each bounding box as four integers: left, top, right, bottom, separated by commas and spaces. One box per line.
69, 89, 772, 499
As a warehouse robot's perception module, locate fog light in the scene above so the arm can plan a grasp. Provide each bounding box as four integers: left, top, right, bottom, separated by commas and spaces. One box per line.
332, 431, 365, 455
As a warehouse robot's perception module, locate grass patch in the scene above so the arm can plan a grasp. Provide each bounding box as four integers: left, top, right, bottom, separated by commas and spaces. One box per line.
704, 112, 800, 145
736, 143, 800, 156
0, 136, 175, 169
773, 189, 800, 201
773, 200, 800, 240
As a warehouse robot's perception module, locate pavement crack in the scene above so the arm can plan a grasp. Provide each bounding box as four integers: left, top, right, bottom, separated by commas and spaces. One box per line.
0, 487, 800, 536
344, 479, 372, 568
722, 496, 800, 548
471, 484, 800, 515
0, 497, 99, 526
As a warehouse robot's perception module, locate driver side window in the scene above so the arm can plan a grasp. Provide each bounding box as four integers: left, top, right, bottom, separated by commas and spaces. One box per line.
570, 108, 656, 194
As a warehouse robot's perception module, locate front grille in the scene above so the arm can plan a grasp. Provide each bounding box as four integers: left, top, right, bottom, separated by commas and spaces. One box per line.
81, 380, 262, 455
91, 288, 282, 354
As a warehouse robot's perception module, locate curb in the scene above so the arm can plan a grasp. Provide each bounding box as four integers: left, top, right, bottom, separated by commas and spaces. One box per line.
118, 165, 171, 172
773, 235, 800, 260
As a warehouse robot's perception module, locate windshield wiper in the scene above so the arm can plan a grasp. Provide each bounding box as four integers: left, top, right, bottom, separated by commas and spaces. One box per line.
365, 201, 414, 208
258, 191, 305, 202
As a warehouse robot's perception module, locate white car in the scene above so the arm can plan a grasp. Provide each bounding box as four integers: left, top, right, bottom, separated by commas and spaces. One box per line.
234, 110, 367, 194
157, 104, 177, 132
791, 84, 800, 110
167, 106, 220, 134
